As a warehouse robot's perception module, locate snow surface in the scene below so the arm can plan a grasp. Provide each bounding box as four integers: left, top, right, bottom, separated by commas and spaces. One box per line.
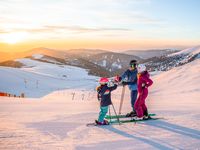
112, 62, 122, 69
0, 58, 97, 97
169, 45, 200, 56
32, 54, 44, 59
0, 57, 200, 149
102, 60, 107, 67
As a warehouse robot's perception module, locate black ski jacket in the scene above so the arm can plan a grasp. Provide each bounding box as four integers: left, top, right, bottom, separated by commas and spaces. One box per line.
97, 84, 117, 107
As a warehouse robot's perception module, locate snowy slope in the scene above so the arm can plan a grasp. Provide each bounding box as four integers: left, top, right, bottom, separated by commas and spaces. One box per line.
0, 58, 97, 97
0, 58, 200, 149
125, 49, 178, 59
144, 45, 200, 72
167, 45, 200, 65
169, 45, 200, 56
152, 59, 200, 95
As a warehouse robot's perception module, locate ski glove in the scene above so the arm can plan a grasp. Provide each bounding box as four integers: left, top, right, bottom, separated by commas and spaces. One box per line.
114, 75, 120, 82
122, 81, 128, 85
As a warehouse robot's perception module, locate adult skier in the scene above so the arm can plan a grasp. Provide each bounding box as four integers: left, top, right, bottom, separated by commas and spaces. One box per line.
120, 60, 138, 117
134, 64, 153, 119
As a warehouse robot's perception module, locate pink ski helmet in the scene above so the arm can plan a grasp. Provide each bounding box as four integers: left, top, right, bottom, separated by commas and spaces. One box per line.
99, 77, 109, 84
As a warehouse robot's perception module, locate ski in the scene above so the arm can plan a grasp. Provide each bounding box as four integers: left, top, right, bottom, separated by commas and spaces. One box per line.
86, 123, 98, 126
86, 122, 110, 127
87, 117, 162, 126
110, 117, 162, 124
105, 113, 156, 119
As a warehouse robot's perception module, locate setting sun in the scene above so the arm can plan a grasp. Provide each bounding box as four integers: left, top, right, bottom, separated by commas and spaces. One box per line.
1, 32, 28, 44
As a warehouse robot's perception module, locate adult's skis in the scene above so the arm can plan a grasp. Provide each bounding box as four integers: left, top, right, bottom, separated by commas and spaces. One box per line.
87, 115, 162, 126
110, 117, 161, 124
105, 113, 156, 119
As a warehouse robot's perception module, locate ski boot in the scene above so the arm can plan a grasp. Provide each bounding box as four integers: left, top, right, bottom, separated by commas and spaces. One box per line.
143, 115, 152, 120
136, 117, 144, 120
95, 120, 102, 125
143, 109, 152, 120
126, 111, 137, 117
95, 119, 109, 125
103, 119, 109, 125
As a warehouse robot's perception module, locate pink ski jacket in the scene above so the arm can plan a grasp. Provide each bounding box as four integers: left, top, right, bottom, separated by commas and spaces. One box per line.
137, 71, 153, 94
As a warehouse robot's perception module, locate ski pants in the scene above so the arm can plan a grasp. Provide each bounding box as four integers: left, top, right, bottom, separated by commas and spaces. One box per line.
134, 88, 148, 118
98, 106, 109, 122
131, 90, 138, 111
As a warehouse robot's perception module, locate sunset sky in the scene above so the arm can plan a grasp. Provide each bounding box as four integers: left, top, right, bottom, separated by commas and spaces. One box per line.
0, 0, 200, 52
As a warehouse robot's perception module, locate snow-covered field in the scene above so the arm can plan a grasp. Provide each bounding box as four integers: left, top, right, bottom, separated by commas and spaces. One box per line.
0, 57, 200, 149
0, 57, 97, 97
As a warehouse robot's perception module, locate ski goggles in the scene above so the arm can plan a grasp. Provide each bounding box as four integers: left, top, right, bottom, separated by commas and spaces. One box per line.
130, 63, 137, 68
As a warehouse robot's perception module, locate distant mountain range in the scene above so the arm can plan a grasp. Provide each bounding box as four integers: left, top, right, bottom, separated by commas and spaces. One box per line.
0, 47, 178, 62
142, 45, 200, 71
0, 47, 142, 77
124, 49, 179, 59
2, 46, 200, 77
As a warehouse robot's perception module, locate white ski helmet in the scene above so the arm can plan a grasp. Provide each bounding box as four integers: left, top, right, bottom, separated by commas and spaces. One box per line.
137, 64, 146, 73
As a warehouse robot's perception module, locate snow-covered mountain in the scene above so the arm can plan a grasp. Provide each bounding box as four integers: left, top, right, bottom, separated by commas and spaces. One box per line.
1, 46, 199, 85
0, 47, 66, 62
0, 57, 98, 98
143, 45, 200, 71
0, 47, 142, 77
28, 48, 142, 74
124, 49, 179, 59
0, 51, 199, 149
87, 52, 141, 72
0, 47, 107, 62
169, 45, 200, 56
0, 53, 112, 77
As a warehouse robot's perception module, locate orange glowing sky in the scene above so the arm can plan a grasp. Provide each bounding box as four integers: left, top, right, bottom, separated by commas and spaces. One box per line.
0, 0, 200, 52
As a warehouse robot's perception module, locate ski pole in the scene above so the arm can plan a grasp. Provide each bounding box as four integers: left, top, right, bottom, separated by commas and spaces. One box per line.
108, 106, 111, 123
119, 85, 125, 114
111, 102, 121, 125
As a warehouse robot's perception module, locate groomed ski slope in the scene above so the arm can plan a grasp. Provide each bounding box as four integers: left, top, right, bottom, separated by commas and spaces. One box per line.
0, 60, 200, 149
0, 58, 97, 98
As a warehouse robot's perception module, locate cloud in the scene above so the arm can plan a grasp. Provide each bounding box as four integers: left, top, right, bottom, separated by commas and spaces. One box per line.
0, 25, 132, 34
43, 25, 132, 33
0, 0, 157, 27
0, 0, 164, 39
0, 30, 9, 34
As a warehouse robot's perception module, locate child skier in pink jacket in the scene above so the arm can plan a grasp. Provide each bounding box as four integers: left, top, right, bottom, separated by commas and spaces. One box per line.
134, 64, 153, 119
